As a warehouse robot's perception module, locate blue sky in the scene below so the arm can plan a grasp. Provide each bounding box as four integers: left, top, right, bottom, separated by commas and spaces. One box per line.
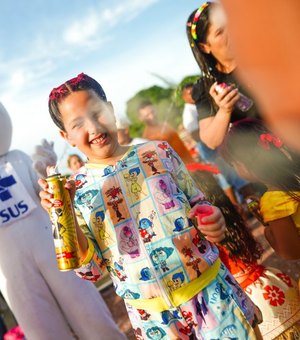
0, 0, 204, 170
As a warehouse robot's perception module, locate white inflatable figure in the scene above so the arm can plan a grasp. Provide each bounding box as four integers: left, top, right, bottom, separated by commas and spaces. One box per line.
0, 102, 126, 340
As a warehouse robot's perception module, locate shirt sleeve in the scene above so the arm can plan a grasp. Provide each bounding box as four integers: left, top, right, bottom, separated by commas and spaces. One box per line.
74, 207, 106, 282
192, 79, 215, 121
260, 191, 299, 222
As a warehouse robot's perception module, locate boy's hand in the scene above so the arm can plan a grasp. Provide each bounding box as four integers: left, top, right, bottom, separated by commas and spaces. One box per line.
188, 204, 226, 243
38, 178, 76, 211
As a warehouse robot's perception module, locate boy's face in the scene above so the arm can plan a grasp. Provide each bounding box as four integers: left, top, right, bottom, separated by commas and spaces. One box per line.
59, 90, 119, 163
182, 87, 194, 104
138, 105, 157, 125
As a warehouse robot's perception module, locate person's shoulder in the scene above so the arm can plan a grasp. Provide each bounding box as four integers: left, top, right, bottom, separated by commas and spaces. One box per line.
7, 149, 30, 163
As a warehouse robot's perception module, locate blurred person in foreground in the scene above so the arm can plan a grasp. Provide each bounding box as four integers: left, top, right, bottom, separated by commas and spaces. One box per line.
219, 0, 300, 152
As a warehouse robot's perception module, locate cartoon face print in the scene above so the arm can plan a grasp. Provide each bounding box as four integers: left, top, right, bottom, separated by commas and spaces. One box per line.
138, 210, 156, 243
146, 326, 167, 340
150, 247, 174, 273
142, 150, 160, 175
173, 217, 185, 232
139, 267, 154, 281
167, 272, 185, 291
92, 210, 112, 243
77, 189, 98, 209
121, 289, 140, 299
154, 179, 175, 210
171, 272, 185, 290
76, 262, 101, 282
157, 142, 180, 165
119, 225, 139, 258
105, 186, 125, 222
161, 310, 181, 325
192, 233, 207, 254
74, 173, 87, 189
182, 246, 202, 277
123, 167, 145, 200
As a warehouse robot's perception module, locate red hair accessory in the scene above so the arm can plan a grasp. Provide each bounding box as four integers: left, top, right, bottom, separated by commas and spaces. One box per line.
49, 73, 87, 102
259, 133, 283, 150
68, 72, 86, 86
49, 84, 69, 101
186, 163, 220, 174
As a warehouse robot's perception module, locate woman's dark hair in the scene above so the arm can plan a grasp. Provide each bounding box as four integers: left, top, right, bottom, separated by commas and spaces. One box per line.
221, 118, 300, 200
186, 3, 220, 95
48, 73, 107, 131
189, 168, 263, 264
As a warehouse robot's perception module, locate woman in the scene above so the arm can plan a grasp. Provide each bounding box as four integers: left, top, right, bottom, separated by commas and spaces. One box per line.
187, 2, 261, 150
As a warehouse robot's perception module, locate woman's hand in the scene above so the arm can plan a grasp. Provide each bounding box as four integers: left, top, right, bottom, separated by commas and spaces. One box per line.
188, 204, 226, 243
38, 178, 76, 211
209, 82, 240, 114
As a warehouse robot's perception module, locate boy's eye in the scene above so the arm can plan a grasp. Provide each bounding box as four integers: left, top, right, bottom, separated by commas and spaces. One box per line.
215, 27, 224, 36
72, 122, 83, 129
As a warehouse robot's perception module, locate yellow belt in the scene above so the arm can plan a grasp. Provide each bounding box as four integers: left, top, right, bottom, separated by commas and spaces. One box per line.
125, 258, 221, 312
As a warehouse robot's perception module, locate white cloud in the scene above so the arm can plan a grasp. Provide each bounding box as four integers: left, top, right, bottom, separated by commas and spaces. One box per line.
64, 12, 100, 45
63, 0, 159, 47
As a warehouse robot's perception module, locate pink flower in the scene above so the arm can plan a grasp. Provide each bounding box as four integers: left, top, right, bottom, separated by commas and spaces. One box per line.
263, 285, 285, 306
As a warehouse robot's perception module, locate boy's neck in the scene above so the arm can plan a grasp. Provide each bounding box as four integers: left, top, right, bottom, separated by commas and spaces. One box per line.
88, 145, 131, 166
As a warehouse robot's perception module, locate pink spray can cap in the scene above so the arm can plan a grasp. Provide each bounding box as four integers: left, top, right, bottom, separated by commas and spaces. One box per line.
195, 205, 214, 225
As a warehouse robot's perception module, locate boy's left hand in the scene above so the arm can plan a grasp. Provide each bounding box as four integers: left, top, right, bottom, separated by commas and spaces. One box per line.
188, 205, 226, 243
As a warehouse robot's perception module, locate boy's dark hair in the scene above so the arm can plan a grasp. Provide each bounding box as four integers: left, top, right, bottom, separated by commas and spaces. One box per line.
138, 100, 153, 112
221, 118, 300, 199
48, 73, 107, 131
181, 83, 194, 95
182, 83, 194, 91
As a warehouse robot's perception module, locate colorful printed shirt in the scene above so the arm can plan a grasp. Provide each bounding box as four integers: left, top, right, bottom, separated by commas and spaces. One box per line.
73, 141, 219, 308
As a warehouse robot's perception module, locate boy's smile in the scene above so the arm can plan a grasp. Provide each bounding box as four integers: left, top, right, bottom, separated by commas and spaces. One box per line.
58, 90, 126, 164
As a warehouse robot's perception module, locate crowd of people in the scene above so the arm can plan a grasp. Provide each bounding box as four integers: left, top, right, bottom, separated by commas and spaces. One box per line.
0, 1, 299, 340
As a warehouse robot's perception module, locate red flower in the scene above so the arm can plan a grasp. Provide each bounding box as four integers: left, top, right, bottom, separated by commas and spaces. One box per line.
263, 285, 285, 306
276, 273, 293, 287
